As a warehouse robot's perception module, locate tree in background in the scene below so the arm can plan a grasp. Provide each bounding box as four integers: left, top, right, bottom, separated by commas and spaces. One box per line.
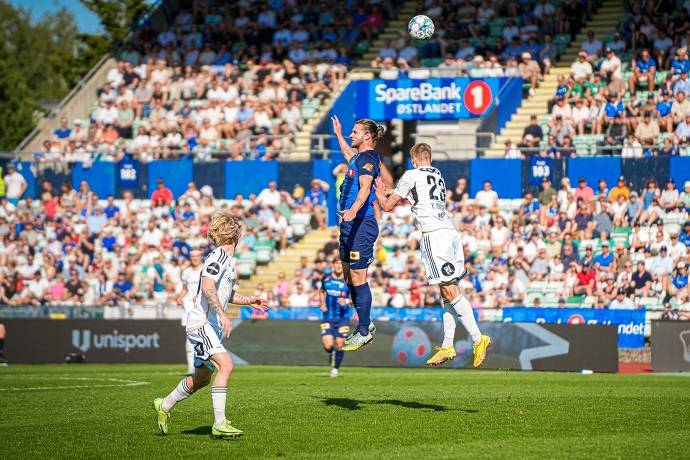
0, 0, 151, 150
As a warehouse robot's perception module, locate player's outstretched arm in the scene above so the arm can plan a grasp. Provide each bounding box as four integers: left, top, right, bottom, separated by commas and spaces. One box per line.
375, 178, 402, 212
229, 291, 269, 312
331, 115, 356, 161
202, 276, 232, 337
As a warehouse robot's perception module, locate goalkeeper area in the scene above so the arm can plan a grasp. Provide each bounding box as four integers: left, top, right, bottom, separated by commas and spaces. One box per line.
1, 365, 688, 458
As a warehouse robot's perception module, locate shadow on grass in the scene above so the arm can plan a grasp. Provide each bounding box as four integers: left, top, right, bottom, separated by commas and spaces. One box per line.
319, 397, 478, 413
181, 426, 212, 436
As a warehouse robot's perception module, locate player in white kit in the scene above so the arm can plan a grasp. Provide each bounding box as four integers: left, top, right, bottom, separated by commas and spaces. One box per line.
175, 249, 204, 375
375, 143, 491, 367
153, 211, 268, 438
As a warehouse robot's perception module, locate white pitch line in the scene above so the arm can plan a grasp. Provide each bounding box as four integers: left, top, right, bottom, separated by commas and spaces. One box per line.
0, 376, 150, 391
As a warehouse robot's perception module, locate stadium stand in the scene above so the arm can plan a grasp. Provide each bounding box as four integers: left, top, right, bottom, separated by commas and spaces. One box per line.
30, 0, 405, 164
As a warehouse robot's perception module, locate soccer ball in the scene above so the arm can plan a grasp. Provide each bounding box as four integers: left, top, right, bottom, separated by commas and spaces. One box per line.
408, 15, 435, 41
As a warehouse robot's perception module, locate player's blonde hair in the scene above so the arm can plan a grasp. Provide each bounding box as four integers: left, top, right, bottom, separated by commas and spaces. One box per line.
355, 119, 385, 143
410, 143, 432, 163
208, 211, 242, 247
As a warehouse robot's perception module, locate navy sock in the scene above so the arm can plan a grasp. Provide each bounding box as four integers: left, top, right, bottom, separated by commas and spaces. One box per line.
354, 283, 372, 336
334, 350, 344, 369
348, 284, 360, 317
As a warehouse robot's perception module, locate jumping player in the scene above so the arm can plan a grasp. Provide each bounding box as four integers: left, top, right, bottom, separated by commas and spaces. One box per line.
175, 249, 204, 375
153, 211, 268, 438
331, 115, 383, 351
319, 259, 351, 377
375, 143, 491, 367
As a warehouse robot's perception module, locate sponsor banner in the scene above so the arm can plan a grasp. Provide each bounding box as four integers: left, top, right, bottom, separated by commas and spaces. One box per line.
352, 78, 504, 120
503, 307, 645, 349
3, 319, 185, 364
651, 320, 690, 372
227, 321, 618, 372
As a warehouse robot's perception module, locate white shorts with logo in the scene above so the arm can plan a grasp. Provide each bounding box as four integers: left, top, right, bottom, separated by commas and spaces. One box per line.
420, 228, 466, 285
186, 322, 226, 368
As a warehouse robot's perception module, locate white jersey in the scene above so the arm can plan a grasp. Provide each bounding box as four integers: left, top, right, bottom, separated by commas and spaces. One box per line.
394, 166, 455, 233
180, 265, 203, 326
185, 247, 237, 330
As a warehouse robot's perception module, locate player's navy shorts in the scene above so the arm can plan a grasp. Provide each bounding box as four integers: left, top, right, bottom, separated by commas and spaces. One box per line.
320, 319, 350, 339
339, 216, 379, 269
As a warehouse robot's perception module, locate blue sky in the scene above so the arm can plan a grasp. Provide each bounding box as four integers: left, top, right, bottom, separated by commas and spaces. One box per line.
11, 0, 104, 34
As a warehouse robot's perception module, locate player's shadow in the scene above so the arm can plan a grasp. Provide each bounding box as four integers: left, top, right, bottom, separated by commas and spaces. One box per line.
320, 397, 477, 413
181, 426, 212, 436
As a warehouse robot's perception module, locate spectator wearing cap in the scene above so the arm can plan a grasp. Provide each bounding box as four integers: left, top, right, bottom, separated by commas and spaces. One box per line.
650, 245, 674, 277
150, 178, 173, 205
670, 48, 690, 79
600, 48, 624, 93
635, 111, 660, 146
626, 192, 642, 225
573, 261, 596, 296
609, 288, 635, 309
518, 52, 540, 96
608, 176, 630, 202
657, 91, 674, 133
664, 262, 689, 303
538, 177, 556, 206
668, 232, 686, 260
629, 49, 657, 93
4, 164, 27, 206
571, 51, 593, 80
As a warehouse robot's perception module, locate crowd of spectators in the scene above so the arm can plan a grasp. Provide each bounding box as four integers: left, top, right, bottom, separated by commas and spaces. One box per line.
371, 0, 595, 95
512, 3, 690, 158
34, 0, 397, 166
0, 172, 329, 309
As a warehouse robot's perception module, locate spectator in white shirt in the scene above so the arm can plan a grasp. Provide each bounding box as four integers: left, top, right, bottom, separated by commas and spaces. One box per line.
608, 288, 635, 309
288, 283, 310, 307
476, 181, 499, 210
571, 52, 593, 80
4, 164, 27, 205
257, 181, 281, 208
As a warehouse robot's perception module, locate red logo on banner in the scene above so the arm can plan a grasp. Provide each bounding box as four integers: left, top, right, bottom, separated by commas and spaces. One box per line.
567, 314, 586, 325
463, 80, 493, 115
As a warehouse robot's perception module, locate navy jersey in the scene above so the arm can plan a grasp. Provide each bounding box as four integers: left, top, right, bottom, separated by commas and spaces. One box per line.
339, 150, 381, 218
321, 276, 351, 321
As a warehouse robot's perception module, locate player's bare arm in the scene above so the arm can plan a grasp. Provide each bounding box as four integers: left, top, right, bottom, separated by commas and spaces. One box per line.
331, 115, 357, 161
342, 174, 374, 221
318, 289, 327, 312
175, 286, 188, 305
375, 178, 402, 212
202, 276, 232, 337
229, 291, 269, 312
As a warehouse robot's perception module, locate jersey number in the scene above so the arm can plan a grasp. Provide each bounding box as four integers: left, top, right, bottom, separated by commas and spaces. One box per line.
426, 175, 446, 201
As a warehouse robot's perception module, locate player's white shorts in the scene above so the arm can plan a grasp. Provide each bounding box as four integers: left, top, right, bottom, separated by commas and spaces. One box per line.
420, 229, 466, 285
186, 322, 226, 368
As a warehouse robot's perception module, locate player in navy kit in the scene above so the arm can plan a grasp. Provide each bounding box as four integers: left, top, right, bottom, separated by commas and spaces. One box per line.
331, 115, 385, 351
319, 259, 351, 377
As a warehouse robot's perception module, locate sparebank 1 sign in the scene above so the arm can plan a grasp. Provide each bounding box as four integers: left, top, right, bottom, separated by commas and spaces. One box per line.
356, 77, 504, 120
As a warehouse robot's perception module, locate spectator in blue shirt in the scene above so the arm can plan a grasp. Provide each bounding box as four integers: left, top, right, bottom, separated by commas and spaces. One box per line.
593, 242, 614, 271
103, 195, 120, 219
53, 117, 72, 142
110, 272, 133, 303
102, 228, 117, 252
604, 92, 625, 120
663, 262, 689, 302
680, 221, 690, 247
628, 49, 657, 93
657, 90, 674, 132
673, 72, 690, 96
670, 48, 690, 77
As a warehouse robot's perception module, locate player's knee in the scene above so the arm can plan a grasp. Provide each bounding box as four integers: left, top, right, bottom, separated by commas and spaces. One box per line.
440, 284, 459, 301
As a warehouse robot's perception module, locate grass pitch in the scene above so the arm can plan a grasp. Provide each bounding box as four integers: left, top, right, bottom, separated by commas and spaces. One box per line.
1, 364, 688, 459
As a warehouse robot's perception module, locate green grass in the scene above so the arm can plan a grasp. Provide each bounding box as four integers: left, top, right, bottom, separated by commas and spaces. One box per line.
1, 365, 689, 459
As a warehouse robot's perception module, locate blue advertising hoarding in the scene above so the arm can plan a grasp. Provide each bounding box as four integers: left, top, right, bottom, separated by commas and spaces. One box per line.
502, 307, 645, 348
350, 78, 505, 120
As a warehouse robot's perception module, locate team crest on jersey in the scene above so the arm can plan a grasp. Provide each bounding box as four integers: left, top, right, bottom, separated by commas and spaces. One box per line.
206, 262, 220, 275
347, 168, 355, 177
441, 263, 455, 277
363, 163, 374, 172
350, 251, 360, 260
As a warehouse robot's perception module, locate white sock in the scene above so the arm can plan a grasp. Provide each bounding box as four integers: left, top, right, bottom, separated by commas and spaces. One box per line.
211, 386, 227, 425
162, 377, 194, 412
449, 294, 482, 344
185, 340, 195, 374
441, 300, 457, 348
